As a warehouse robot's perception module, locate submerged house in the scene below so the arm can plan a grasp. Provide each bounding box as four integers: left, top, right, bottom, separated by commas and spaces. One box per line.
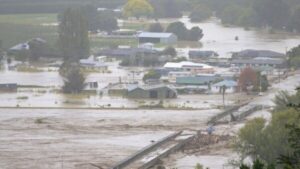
211, 80, 238, 94
127, 84, 177, 99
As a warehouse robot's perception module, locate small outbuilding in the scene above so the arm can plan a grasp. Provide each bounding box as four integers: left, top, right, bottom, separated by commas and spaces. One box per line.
137, 32, 178, 44
127, 84, 177, 99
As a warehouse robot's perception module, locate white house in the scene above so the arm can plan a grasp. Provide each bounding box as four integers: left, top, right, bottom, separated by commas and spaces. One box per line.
164, 61, 215, 74
211, 80, 238, 94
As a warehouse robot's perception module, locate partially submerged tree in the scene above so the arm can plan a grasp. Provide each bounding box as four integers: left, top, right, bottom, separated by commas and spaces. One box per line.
161, 46, 177, 57
61, 65, 85, 94
166, 22, 187, 40
123, 0, 154, 18
166, 22, 204, 41
187, 27, 204, 41
143, 69, 161, 82
238, 67, 257, 92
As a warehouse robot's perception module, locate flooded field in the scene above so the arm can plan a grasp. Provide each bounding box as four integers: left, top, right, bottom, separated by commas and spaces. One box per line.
180, 16, 300, 57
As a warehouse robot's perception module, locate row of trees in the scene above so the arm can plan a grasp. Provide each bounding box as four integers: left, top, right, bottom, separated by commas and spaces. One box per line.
190, 0, 300, 32
123, 0, 300, 32
123, 0, 185, 19
0, 0, 124, 14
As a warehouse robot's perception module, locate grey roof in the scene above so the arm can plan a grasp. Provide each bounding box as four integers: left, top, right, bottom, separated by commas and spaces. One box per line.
176, 75, 218, 85
98, 48, 157, 57
233, 49, 285, 59
138, 32, 175, 38
9, 43, 29, 51
128, 84, 175, 92
9, 38, 46, 51
231, 58, 286, 65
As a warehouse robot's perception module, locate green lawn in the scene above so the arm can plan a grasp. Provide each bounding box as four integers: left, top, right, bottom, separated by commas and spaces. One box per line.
122, 22, 150, 30
0, 13, 57, 25
91, 37, 138, 50
0, 14, 173, 51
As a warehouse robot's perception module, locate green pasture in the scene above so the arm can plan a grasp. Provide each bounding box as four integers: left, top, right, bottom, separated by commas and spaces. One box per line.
0, 14, 57, 49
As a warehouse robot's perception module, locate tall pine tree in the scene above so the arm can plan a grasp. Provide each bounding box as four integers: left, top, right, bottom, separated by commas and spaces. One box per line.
58, 7, 90, 61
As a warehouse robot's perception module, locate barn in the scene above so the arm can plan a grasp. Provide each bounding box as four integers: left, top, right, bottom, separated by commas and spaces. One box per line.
137, 32, 178, 44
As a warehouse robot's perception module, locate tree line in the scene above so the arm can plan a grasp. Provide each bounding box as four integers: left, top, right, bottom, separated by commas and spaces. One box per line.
234, 88, 300, 168
0, 0, 125, 14
189, 0, 300, 32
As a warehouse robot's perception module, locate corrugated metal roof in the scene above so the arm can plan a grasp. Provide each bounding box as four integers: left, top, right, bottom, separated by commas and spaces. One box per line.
164, 61, 213, 69
231, 58, 285, 65
176, 76, 217, 85
234, 49, 285, 58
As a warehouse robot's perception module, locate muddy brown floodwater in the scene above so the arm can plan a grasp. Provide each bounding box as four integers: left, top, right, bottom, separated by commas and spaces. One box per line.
0, 108, 220, 169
